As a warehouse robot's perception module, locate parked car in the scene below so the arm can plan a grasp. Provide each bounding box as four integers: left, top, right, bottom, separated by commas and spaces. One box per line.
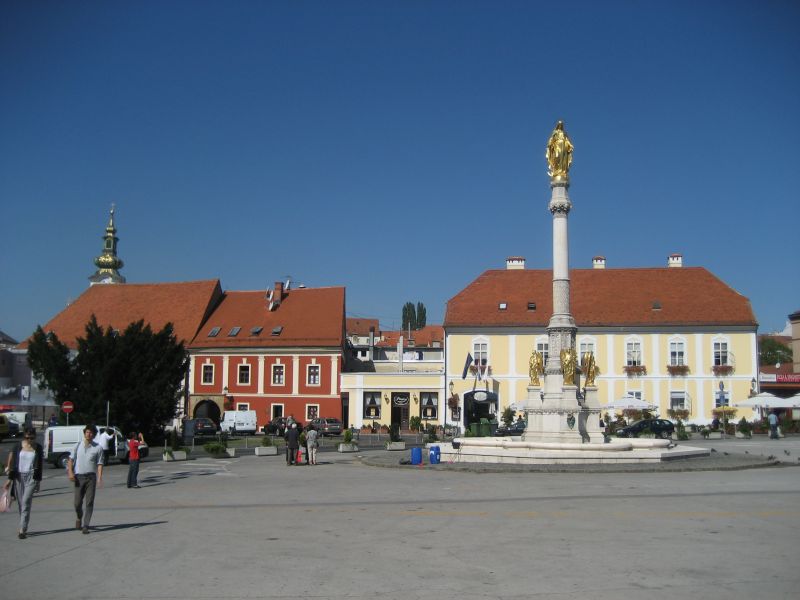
0, 415, 9, 442
184, 417, 218, 440
263, 417, 297, 436
616, 418, 674, 439
45, 425, 148, 468
494, 420, 527, 436
309, 417, 343, 436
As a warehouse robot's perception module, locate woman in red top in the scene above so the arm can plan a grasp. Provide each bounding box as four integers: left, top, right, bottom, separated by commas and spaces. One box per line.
126, 432, 145, 489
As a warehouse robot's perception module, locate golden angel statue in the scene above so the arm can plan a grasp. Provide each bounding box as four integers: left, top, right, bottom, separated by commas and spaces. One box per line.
560, 347, 578, 386
545, 120, 573, 181
529, 349, 544, 386
581, 351, 597, 387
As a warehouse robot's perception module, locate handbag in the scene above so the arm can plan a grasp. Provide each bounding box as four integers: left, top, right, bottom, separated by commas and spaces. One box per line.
0, 487, 13, 513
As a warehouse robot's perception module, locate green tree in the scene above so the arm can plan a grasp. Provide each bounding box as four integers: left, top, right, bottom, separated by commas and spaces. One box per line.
402, 302, 417, 331
416, 302, 426, 329
27, 315, 188, 438
759, 337, 792, 366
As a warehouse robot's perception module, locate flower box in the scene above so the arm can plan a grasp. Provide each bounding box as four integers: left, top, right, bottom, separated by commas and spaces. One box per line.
385, 441, 406, 451
163, 450, 187, 462
623, 365, 647, 376
666, 364, 690, 376
337, 443, 359, 453
712, 365, 734, 376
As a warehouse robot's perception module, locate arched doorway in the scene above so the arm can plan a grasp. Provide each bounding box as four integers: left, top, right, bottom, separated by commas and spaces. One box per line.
463, 390, 498, 429
194, 399, 221, 425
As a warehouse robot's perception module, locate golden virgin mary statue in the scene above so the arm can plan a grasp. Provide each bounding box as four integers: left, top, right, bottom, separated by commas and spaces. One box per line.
545, 120, 573, 182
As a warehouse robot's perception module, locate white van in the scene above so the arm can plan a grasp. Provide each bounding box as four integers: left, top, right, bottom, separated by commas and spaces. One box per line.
44, 425, 148, 468
220, 410, 257, 435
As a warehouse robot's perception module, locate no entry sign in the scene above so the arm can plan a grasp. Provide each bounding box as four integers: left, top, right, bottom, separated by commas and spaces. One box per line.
62, 401, 75, 414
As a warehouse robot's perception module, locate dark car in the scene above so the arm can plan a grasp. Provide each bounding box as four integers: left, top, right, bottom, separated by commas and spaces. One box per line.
263, 417, 294, 436
494, 420, 526, 436
309, 417, 343, 436
616, 418, 674, 439
184, 417, 218, 440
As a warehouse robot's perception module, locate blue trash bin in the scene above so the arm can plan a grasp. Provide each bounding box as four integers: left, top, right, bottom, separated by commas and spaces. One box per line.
410, 447, 422, 465
429, 445, 441, 465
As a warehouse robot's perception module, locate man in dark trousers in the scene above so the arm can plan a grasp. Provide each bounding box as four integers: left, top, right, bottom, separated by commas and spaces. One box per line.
285, 423, 300, 465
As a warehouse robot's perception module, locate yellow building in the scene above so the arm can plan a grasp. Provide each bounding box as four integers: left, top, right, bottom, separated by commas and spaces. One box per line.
341, 325, 445, 431
445, 255, 758, 429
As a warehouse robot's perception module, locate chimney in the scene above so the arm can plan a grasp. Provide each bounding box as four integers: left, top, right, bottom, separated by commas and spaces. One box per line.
592, 256, 606, 269
506, 256, 526, 270
668, 253, 683, 268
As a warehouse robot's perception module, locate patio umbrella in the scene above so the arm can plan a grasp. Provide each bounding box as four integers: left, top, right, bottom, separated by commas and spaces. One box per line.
734, 392, 780, 408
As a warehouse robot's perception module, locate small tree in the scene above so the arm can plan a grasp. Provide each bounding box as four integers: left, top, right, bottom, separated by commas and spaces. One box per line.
759, 337, 792, 366
401, 302, 417, 331
416, 302, 427, 329
501, 406, 515, 427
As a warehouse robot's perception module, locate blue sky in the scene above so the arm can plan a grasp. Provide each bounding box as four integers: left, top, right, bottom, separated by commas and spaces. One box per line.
1, 0, 798, 342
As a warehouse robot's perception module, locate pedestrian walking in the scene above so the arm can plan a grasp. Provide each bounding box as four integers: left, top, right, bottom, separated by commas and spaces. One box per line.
4, 427, 43, 539
306, 426, 319, 465
285, 423, 299, 465
126, 431, 145, 488
66, 424, 104, 534
768, 411, 780, 439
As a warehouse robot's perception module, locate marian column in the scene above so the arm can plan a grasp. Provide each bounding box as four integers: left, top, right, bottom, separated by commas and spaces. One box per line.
544, 121, 577, 392
523, 120, 587, 443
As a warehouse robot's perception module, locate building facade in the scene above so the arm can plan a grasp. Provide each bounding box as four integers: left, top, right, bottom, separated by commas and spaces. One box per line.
187, 282, 346, 429
445, 256, 759, 427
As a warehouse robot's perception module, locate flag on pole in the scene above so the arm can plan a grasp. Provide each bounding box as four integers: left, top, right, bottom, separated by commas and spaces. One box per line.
476, 359, 483, 381
461, 353, 473, 379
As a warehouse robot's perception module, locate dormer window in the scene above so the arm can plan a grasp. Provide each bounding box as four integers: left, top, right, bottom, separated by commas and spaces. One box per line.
228, 327, 241, 337
498, 302, 507, 310
272, 326, 283, 336
208, 327, 220, 337
527, 302, 536, 311
250, 326, 263, 336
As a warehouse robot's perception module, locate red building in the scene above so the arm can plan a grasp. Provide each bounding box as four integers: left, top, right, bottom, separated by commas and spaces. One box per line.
187, 281, 346, 429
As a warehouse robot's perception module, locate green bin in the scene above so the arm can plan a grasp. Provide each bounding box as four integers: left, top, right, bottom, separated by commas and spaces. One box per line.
480, 422, 490, 437
469, 423, 479, 437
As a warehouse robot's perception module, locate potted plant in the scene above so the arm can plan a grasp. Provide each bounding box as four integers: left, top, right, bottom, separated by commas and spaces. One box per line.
712, 364, 734, 376
666, 364, 690, 376
409, 416, 422, 432
255, 435, 278, 456
623, 365, 647, 376
203, 441, 230, 458
735, 417, 752, 439
338, 428, 359, 452
385, 423, 405, 450
163, 428, 189, 461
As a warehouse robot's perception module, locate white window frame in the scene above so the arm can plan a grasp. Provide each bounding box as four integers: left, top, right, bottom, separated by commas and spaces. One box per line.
238, 363, 251, 385
236, 402, 250, 411
272, 364, 285, 385
201, 363, 214, 385
363, 392, 381, 419
307, 364, 321, 386
306, 404, 319, 421
669, 338, 686, 366
713, 338, 729, 366
472, 338, 489, 368
536, 337, 549, 366
421, 392, 438, 420
625, 337, 643, 367
271, 403, 284, 419
578, 338, 596, 357
669, 391, 686, 410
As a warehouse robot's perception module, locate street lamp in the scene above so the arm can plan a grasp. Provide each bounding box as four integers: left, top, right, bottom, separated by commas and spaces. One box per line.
718, 381, 726, 438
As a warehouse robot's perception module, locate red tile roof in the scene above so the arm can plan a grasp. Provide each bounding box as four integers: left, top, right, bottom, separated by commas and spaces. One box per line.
445, 268, 757, 328
346, 318, 379, 337
189, 286, 345, 349
377, 326, 444, 348
23, 280, 223, 348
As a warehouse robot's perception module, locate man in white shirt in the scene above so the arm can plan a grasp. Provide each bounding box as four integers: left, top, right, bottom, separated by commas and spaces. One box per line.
97, 427, 115, 465
67, 425, 104, 534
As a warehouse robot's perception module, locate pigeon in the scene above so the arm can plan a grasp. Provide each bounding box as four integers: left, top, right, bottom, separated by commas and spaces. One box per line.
784, 450, 790, 456
723, 452, 729, 456
744, 450, 749, 454
767, 455, 775, 461
710, 448, 717, 453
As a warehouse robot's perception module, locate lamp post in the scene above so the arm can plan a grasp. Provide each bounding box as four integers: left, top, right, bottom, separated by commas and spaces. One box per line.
719, 381, 726, 439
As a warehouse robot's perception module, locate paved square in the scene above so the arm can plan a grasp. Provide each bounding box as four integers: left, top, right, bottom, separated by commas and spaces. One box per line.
1, 446, 798, 599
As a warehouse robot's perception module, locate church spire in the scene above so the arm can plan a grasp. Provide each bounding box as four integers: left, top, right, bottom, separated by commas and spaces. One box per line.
89, 204, 126, 285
